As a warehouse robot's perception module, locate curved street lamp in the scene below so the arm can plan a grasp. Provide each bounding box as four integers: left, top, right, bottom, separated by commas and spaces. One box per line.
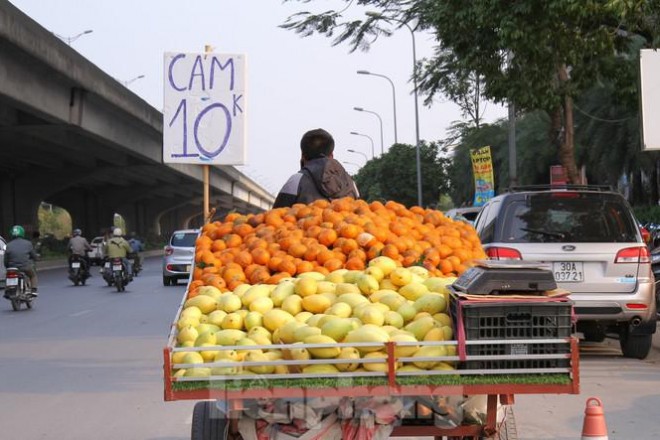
54, 29, 93, 45
342, 161, 361, 169
347, 149, 368, 164
353, 107, 384, 155
366, 12, 422, 207
122, 74, 145, 87
350, 131, 375, 158
357, 70, 398, 144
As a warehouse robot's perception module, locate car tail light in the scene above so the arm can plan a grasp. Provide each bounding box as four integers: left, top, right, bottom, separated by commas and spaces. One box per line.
164, 246, 173, 256
626, 303, 648, 310
640, 227, 651, 244
615, 246, 650, 264
166, 264, 174, 271
485, 247, 522, 260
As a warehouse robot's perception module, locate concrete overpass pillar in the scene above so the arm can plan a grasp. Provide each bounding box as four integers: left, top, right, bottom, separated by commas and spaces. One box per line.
0, 174, 45, 237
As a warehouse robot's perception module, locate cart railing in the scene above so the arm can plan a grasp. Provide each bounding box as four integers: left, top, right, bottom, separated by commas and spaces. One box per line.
164, 337, 579, 402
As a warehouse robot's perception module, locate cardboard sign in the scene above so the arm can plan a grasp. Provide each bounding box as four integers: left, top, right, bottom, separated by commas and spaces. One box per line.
163, 52, 246, 164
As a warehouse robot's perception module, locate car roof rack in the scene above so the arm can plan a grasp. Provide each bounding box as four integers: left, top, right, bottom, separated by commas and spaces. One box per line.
505, 184, 614, 193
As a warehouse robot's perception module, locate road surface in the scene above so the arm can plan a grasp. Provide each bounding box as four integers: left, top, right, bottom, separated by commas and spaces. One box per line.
0, 257, 658, 439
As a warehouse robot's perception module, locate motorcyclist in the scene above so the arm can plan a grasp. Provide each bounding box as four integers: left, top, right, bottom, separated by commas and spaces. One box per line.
67, 228, 92, 276
104, 228, 133, 278
127, 233, 144, 271
3, 225, 39, 297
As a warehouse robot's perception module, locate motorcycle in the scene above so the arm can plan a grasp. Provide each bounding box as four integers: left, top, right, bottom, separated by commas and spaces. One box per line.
128, 252, 142, 277
111, 257, 131, 292
68, 254, 90, 286
101, 258, 114, 286
3, 267, 34, 311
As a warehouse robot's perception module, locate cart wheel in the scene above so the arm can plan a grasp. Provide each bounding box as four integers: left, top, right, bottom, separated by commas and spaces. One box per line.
191, 401, 228, 440
25, 300, 32, 309
11, 298, 20, 311
481, 405, 518, 440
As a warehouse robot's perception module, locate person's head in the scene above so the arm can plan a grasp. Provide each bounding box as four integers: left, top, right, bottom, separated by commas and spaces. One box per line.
113, 228, 123, 237
300, 128, 334, 163
73, 228, 82, 237
9, 225, 25, 239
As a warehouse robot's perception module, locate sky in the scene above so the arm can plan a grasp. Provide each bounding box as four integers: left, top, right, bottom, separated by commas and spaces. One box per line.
9, 0, 507, 196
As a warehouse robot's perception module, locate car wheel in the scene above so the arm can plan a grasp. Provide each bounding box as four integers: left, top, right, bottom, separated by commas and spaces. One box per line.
163, 276, 170, 286
620, 329, 652, 359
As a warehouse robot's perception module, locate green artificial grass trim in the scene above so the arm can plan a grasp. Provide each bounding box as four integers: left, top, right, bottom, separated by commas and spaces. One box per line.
171, 373, 570, 392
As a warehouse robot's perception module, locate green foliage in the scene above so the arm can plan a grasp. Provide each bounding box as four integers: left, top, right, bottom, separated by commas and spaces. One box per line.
633, 205, 660, 224
282, 0, 660, 183
38, 205, 71, 240
352, 141, 450, 207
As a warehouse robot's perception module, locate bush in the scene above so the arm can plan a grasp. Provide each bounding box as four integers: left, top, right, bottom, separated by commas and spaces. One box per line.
633, 205, 660, 224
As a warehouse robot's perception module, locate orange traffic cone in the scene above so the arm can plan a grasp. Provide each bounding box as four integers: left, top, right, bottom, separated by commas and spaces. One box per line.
581, 397, 608, 440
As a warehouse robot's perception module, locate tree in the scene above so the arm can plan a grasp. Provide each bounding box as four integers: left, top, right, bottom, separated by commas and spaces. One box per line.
282, 0, 660, 183
352, 142, 450, 207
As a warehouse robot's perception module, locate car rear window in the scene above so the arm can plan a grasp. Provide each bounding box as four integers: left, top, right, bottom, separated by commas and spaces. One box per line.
171, 232, 197, 247
501, 193, 639, 243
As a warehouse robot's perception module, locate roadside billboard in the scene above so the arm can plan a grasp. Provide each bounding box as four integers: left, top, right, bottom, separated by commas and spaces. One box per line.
470, 146, 495, 206
640, 49, 660, 151
163, 52, 246, 164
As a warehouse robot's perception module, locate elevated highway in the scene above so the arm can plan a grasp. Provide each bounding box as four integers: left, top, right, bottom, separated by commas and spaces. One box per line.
0, 0, 274, 238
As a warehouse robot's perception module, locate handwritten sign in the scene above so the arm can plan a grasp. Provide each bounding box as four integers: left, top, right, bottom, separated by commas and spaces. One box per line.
163, 52, 246, 164
470, 146, 495, 206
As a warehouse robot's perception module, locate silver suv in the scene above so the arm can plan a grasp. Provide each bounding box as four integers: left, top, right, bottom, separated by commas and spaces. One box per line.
162, 229, 198, 286
474, 185, 657, 359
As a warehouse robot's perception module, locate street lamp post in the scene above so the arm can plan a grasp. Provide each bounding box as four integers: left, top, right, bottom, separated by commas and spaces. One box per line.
122, 74, 145, 87
54, 29, 93, 45
366, 12, 422, 206
350, 131, 375, 158
357, 70, 398, 144
347, 149, 368, 164
353, 107, 384, 155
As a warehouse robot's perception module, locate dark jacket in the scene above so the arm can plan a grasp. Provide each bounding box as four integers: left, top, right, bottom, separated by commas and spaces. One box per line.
4, 238, 37, 269
273, 157, 359, 208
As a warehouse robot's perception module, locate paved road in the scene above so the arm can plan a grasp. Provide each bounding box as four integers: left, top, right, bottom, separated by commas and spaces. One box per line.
0, 258, 658, 440
0, 257, 196, 440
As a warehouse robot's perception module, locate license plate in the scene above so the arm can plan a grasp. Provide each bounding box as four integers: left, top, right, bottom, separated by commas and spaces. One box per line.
72, 262, 81, 268
553, 261, 584, 282
6, 278, 18, 286
113, 265, 122, 271
508, 343, 528, 356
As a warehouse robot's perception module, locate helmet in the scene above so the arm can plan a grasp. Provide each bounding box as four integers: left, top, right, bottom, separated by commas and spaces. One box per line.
10, 225, 25, 238
113, 228, 123, 237
73, 228, 82, 237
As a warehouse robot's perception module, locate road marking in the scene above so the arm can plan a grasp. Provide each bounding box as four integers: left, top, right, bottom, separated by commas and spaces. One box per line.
69, 309, 92, 317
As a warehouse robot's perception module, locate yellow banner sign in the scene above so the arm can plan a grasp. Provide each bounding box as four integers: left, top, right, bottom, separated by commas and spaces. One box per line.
470, 146, 495, 206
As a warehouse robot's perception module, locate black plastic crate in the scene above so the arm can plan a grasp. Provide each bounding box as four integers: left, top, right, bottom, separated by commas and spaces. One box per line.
450, 296, 573, 370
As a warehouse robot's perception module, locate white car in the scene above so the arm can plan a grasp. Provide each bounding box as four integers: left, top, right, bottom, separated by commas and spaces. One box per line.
87, 236, 106, 265
162, 229, 198, 286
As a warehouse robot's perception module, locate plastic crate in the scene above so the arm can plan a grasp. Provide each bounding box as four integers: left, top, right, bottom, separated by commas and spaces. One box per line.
450, 296, 573, 370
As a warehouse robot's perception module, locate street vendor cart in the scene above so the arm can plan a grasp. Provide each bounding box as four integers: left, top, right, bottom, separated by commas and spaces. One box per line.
164, 261, 580, 440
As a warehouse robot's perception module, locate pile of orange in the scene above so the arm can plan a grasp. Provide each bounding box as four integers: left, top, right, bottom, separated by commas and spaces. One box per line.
190, 198, 485, 293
